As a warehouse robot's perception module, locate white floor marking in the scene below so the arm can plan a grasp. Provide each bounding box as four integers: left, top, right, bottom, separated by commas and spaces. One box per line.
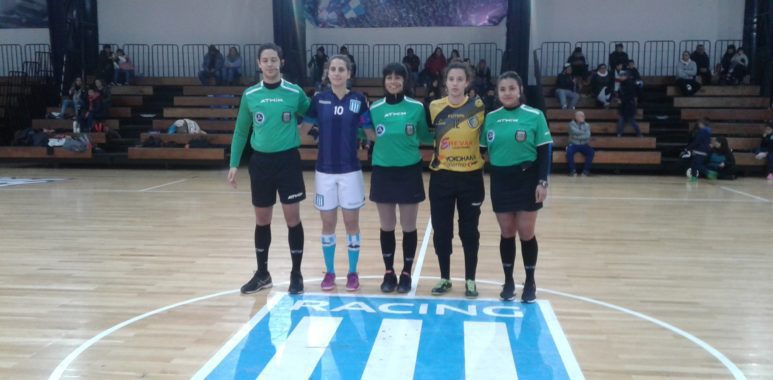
463, 321, 518, 380
538, 301, 585, 380
48, 276, 747, 380
138, 178, 188, 192
360, 319, 423, 380
408, 218, 432, 296
719, 186, 770, 202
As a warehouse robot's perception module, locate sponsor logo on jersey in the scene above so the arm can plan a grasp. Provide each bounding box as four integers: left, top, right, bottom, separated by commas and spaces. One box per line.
349, 99, 362, 113
385, 111, 407, 118
255, 112, 265, 125
405, 123, 415, 136
515, 130, 527, 142
497, 118, 519, 123
487, 130, 496, 143
319, 100, 332, 105
260, 98, 284, 103
440, 138, 450, 150
287, 192, 304, 200
376, 124, 386, 136
282, 112, 292, 123
446, 155, 479, 162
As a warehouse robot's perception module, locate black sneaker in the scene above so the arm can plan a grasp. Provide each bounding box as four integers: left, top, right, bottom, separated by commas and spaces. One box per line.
397, 272, 412, 293
431, 279, 452, 296
288, 271, 304, 295
521, 281, 536, 303
500, 281, 516, 301
464, 279, 479, 299
240, 271, 272, 294
380, 271, 398, 293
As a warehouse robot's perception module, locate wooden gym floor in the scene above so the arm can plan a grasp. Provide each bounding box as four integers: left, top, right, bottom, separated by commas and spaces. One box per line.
0, 168, 771, 379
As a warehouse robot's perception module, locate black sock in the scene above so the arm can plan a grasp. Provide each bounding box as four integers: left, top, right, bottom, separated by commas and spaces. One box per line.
438, 254, 450, 280
402, 230, 418, 274
463, 245, 478, 281
380, 229, 396, 272
255, 224, 271, 275
500, 236, 516, 284
521, 237, 538, 284
288, 223, 304, 273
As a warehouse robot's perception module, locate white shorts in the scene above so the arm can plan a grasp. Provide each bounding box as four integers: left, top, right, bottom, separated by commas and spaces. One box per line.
314, 170, 365, 211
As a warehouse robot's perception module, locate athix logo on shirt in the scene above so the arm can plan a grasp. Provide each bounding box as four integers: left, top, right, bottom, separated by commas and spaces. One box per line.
260, 98, 284, 103
497, 118, 519, 123
384, 111, 407, 118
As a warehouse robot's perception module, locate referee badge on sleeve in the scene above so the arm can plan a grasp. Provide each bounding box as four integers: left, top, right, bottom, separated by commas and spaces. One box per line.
405, 123, 415, 136
376, 124, 386, 136
515, 130, 527, 142
486, 130, 496, 143
254, 112, 265, 125
282, 112, 291, 123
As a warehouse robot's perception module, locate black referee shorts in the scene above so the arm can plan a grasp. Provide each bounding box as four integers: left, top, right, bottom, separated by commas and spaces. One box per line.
490, 162, 542, 213
369, 161, 426, 204
248, 148, 306, 208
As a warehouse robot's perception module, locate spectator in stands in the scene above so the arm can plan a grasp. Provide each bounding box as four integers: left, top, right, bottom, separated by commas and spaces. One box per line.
613, 62, 625, 95
589, 64, 612, 108
566, 111, 594, 176
717, 45, 736, 84
690, 44, 711, 84
112, 49, 135, 85
424, 78, 443, 105
473, 59, 492, 95
198, 45, 224, 86
449, 49, 462, 63
627, 60, 643, 88
609, 44, 630, 71
402, 48, 421, 88
308, 46, 328, 91
567, 47, 588, 91
675, 51, 701, 96
340, 46, 356, 79
57, 77, 84, 119
223, 47, 242, 85
555, 64, 579, 110
616, 70, 641, 137
97, 44, 115, 84
423, 47, 447, 86
706, 136, 736, 180
682, 118, 712, 181
753, 124, 773, 180
94, 79, 111, 112
726, 47, 749, 85
77, 86, 104, 133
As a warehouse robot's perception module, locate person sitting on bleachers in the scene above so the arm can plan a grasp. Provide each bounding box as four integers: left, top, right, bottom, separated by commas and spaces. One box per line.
76, 87, 104, 133
198, 45, 224, 86
616, 70, 641, 137
112, 49, 135, 85
717, 45, 736, 84
682, 118, 712, 181
566, 111, 595, 176
589, 64, 612, 108
609, 44, 630, 72
402, 48, 421, 89
706, 136, 736, 180
753, 124, 773, 180
676, 51, 701, 96
340, 46, 357, 79
97, 44, 115, 84
567, 47, 588, 91
626, 60, 644, 98
555, 64, 579, 110
308, 47, 328, 91
725, 47, 749, 85
57, 77, 84, 119
613, 61, 626, 97
223, 47, 242, 85
473, 59, 492, 96
94, 79, 111, 112
448, 49, 462, 63
690, 44, 711, 84
423, 47, 447, 86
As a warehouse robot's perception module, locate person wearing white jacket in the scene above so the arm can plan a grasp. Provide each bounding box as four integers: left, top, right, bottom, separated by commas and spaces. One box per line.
675, 51, 700, 96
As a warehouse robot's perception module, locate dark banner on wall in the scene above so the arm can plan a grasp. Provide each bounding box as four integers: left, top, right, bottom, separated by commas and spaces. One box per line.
0, 0, 48, 28
304, 0, 507, 28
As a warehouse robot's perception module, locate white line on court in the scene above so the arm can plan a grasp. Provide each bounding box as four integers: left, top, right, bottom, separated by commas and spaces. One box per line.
408, 218, 433, 296
360, 319, 423, 380
138, 178, 188, 192
256, 316, 342, 380
463, 321, 519, 380
48, 276, 747, 380
719, 186, 770, 202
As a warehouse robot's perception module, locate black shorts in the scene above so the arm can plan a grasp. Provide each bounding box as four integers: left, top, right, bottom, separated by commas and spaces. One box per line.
490, 162, 542, 213
369, 161, 426, 204
248, 148, 306, 207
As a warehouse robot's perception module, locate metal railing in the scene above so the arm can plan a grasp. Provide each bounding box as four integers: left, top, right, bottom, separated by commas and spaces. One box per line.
538, 42, 572, 76
609, 41, 640, 67
468, 43, 501, 77
575, 41, 606, 71
642, 40, 676, 76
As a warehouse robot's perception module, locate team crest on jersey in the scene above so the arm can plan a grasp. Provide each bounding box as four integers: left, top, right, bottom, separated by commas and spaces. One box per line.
515, 130, 527, 142
487, 130, 496, 143
376, 124, 386, 136
467, 116, 479, 129
282, 112, 291, 123
255, 112, 265, 125
349, 99, 362, 113
405, 123, 415, 136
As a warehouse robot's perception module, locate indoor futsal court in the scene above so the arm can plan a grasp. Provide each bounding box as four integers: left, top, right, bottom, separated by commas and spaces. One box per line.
0, 168, 771, 379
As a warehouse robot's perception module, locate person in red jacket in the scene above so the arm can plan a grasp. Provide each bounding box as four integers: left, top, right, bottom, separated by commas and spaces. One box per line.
424, 47, 447, 85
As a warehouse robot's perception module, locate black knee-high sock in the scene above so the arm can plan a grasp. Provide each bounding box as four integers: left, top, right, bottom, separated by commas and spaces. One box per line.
402, 230, 417, 274
521, 237, 538, 284
463, 247, 478, 281
500, 236, 516, 284
438, 254, 451, 280
255, 224, 271, 275
288, 223, 304, 273
380, 229, 396, 272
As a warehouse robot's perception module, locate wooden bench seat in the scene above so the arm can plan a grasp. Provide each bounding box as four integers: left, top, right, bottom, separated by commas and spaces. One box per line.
541, 76, 673, 87
140, 133, 232, 145
32, 119, 120, 130
47, 106, 131, 118
726, 137, 762, 151
182, 86, 246, 96
666, 85, 760, 97
111, 86, 153, 96
134, 77, 254, 86
127, 147, 225, 160
550, 121, 650, 135
673, 96, 768, 108
681, 109, 773, 122
735, 154, 767, 167
173, 96, 240, 107
353, 78, 382, 87
152, 119, 234, 132
552, 136, 656, 149
710, 123, 769, 136
547, 108, 642, 121
112, 96, 143, 107
0, 146, 93, 159
552, 150, 661, 165
163, 107, 238, 119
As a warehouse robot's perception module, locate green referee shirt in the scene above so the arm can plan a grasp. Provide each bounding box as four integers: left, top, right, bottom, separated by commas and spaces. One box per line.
480, 105, 553, 166
230, 79, 310, 168
369, 96, 432, 167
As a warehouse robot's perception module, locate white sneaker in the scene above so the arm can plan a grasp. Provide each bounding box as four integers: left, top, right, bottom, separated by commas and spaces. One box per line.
685, 168, 692, 178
